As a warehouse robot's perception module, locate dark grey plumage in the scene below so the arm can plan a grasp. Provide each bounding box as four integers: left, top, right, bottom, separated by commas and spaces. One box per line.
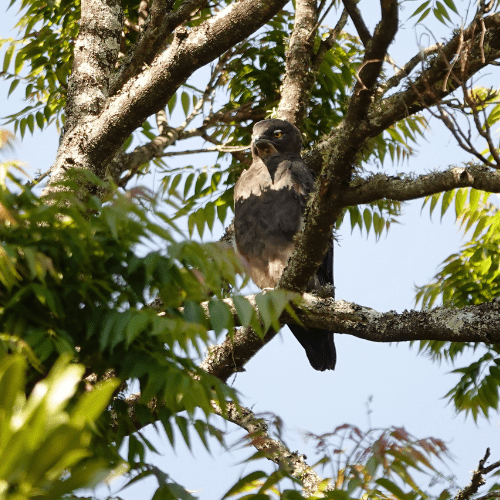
234, 119, 336, 371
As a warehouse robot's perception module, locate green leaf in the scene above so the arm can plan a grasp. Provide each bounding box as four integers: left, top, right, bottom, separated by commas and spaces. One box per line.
35, 111, 45, 130
363, 208, 372, 236
71, 377, 120, 425
181, 91, 190, 117
435, 2, 452, 23
208, 299, 233, 336
487, 103, 500, 126
376, 478, 409, 500
125, 312, 151, 347
416, 7, 431, 23
151, 484, 177, 500
175, 415, 191, 450
0, 355, 27, 418
167, 93, 177, 115
409, 0, 430, 19
20, 117, 27, 139
222, 471, 267, 498
204, 202, 215, 232
469, 188, 480, 213
184, 173, 195, 199
455, 188, 467, 219
233, 295, 255, 327
8, 79, 20, 96
441, 190, 454, 219
27, 113, 35, 134
442, 0, 458, 13
3, 44, 15, 72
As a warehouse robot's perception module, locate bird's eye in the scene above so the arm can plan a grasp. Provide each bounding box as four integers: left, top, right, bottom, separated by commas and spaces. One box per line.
273, 130, 283, 138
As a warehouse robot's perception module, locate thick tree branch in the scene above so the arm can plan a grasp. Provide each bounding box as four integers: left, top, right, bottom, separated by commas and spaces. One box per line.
339, 164, 500, 207
346, 0, 398, 122
303, 12, 500, 175
200, 294, 500, 382
287, 295, 500, 344
112, 56, 261, 185
277, 0, 318, 127
279, 9, 500, 298
200, 323, 278, 382
65, 0, 123, 131
47, 0, 288, 195
109, 0, 199, 95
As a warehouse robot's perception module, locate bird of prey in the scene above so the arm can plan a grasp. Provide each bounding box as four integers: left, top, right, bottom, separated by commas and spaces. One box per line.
233, 118, 336, 371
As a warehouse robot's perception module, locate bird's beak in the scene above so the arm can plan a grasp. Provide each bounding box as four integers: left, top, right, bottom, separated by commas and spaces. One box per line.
252, 136, 279, 159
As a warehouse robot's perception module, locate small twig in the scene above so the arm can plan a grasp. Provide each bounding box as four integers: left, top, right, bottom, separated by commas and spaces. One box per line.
317, 0, 328, 17
475, 493, 500, 500
442, 27, 464, 92
317, 0, 335, 27
354, 59, 382, 91
312, 8, 349, 72
379, 43, 443, 94
482, 457, 500, 475
342, 0, 371, 46
432, 101, 497, 168
201, 132, 251, 166
161, 145, 249, 157
156, 108, 168, 135
25, 168, 52, 188
480, 17, 486, 64
455, 449, 500, 500
462, 83, 500, 167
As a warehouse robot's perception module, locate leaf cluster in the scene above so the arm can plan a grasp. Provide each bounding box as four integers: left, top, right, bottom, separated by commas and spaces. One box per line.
416, 185, 500, 419
218, 423, 454, 500
0, 353, 120, 499
0, 163, 313, 497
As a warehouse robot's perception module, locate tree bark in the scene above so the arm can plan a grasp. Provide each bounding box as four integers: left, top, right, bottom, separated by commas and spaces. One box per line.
200, 294, 500, 382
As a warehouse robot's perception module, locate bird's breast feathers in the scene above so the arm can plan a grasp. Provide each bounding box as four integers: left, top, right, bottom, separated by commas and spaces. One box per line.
234, 159, 308, 202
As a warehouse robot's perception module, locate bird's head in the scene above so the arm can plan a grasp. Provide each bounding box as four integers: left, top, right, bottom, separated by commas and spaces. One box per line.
251, 119, 303, 160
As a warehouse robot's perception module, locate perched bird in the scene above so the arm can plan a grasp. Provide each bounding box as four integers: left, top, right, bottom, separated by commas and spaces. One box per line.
233, 119, 336, 371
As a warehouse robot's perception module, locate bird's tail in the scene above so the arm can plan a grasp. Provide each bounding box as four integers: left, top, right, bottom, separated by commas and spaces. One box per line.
287, 324, 336, 371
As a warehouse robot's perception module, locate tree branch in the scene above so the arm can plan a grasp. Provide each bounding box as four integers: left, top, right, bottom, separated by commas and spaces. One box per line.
200, 293, 500, 382
369, 12, 500, 138
338, 164, 500, 207
277, 9, 500, 298
303, 12, 500, 176
312, 8, 349, 72
65, 0, 123, 131
212, 401, 332, 497
47, 0, 288, 196
277, 0, 318, 127
346, 0, 398, 122
109, 0, 197, 95
117, 394, 332, 495
379, 43, 443, 95
455, 449, 500, 500
199, 323, 277, 382
342, 0, 371, 46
